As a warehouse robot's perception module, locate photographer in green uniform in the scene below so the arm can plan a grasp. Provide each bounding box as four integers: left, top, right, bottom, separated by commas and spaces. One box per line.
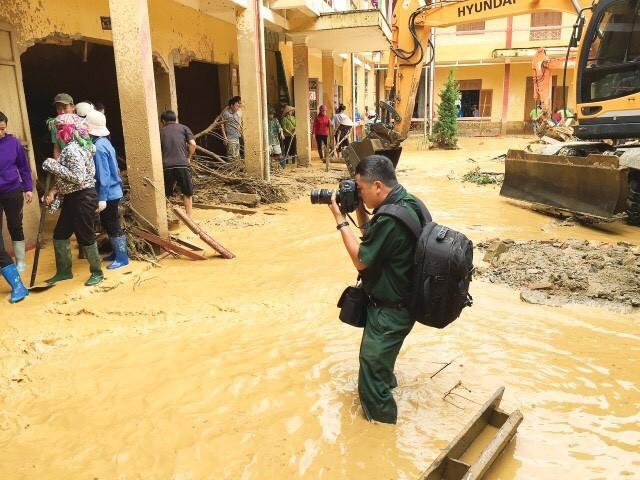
328, 155, 427, 424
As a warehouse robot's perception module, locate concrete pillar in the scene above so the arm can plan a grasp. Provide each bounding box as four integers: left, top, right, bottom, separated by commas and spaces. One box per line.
154, 54, 178, 117
321, 50, 335, 113
109, 0, 168, 237
237, 3, 269, 179
293, 39, 311, 167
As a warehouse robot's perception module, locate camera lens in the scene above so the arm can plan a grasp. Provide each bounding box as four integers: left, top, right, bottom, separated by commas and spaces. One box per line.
310, 188, 334, 205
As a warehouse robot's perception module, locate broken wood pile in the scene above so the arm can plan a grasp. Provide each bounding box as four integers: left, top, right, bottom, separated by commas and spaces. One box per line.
118, 174, 235, 263
190, 157, 289, 204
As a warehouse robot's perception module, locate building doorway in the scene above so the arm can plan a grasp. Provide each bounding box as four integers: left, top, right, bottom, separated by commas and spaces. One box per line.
20, 40, 125, 169
174, 60, 223, 156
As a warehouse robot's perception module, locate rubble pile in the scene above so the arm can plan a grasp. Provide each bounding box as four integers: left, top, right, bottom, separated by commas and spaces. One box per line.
462, 166, 504, 185
191, 157, 346, 206
476, 238, 640, 310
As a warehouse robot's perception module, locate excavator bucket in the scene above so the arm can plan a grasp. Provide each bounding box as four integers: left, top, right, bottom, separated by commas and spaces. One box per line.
342, 123, 404, 177
501, 149, 629, 218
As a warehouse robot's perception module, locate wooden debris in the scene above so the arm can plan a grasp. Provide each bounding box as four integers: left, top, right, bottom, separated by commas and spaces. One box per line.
193, 203, 258, 215
170, 235, 206, 252
422, 387, 523, 480
131, 227, 207, 261
171, 206, 236, 259
195, 144, 225, 163
540, 135, 561, 145
225, 192, 260, 207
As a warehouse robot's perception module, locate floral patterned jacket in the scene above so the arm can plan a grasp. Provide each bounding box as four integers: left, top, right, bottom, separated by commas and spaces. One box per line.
43, 141, 96, 195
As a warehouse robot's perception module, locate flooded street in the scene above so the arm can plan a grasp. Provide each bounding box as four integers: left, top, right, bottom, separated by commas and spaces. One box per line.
1, 137, 639, 479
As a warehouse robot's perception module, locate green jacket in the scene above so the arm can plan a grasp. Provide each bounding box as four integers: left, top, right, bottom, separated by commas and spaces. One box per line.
358, 185, 422, 303
280, 115, 296, 137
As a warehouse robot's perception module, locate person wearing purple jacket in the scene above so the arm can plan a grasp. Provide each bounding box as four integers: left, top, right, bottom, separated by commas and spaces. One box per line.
0, 111, 31, 303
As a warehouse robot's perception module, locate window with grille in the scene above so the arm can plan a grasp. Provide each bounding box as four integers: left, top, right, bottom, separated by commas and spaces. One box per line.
530, 12, 562, 40
457, 80, 491, 117
456, 21, 486, 34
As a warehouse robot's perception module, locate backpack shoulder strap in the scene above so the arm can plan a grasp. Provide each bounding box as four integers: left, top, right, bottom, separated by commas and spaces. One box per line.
412, 196, 433, 225
373, 204, 422, 238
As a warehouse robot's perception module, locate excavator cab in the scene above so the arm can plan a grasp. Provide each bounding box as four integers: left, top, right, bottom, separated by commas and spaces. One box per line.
501, 0, 640, 221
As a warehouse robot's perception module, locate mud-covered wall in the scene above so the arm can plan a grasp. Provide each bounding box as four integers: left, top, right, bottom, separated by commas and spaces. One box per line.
0, 0, 238, 66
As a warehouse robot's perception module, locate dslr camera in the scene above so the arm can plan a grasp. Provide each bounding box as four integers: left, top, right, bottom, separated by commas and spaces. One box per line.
310, 179, 360, 214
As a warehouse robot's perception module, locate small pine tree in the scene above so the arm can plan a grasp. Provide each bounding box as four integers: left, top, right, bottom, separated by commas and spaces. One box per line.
431, 71, 460, 149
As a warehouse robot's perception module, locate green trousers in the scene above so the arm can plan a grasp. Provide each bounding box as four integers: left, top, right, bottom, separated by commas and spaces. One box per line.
358, 304, 414, 424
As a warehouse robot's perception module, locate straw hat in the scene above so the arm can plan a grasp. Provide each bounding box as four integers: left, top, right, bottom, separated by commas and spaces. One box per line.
282, 105, 295, 115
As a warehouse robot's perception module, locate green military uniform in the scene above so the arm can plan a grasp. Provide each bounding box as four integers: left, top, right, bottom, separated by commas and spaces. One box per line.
357, 184, 422, 424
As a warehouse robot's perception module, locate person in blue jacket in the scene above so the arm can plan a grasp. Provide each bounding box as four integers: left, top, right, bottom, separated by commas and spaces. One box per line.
85, 110, 128, 269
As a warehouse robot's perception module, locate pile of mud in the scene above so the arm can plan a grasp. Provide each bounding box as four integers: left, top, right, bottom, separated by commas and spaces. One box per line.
476, 238, 640, 311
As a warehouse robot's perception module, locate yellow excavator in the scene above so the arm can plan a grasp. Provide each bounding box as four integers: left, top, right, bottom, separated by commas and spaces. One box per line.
345, 0, 640, 224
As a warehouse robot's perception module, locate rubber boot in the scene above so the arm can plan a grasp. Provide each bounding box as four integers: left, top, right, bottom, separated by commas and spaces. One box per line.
103, 243, 116, 263
107, 235, 129, 270
12, 240, 26, 272
45, 239, 73, 285
83, 243, 104, 286
1, 263, 28, 303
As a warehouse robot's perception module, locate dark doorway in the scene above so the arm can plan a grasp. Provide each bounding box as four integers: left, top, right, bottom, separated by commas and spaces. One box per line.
20, 41, 125, 172
175, 61, 224, 156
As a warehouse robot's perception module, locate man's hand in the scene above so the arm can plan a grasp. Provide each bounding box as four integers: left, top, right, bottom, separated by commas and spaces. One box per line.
24, 192, 33, 204
330, 191, 367, 271
43, 189, 57, 206
97, 201, 107, 213
329, 191, 345, 223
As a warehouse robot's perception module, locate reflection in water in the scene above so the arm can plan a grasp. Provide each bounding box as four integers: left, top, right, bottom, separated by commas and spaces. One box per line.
1, 138, 639, 479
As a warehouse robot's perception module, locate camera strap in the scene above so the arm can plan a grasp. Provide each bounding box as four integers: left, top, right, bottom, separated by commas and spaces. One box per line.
346, 207, 371, 230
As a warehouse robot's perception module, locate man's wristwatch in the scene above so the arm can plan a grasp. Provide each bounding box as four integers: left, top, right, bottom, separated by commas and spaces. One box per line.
336, 221, 350, 230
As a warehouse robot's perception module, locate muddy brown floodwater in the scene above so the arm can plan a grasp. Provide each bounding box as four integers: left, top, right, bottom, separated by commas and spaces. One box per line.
1, 137, 639, 479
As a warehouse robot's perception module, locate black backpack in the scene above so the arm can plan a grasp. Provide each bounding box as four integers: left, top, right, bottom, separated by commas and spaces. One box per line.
372, 198, 474, 328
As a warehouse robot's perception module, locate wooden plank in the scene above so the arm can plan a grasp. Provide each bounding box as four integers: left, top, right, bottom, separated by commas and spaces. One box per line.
170, 235, 205, 252
131, 227, 207, 261
421, 387, 505, 480
190, 202, 258, 215
172, 206, 236, 259
462, 410, 524, 480
489, 409, 510, 428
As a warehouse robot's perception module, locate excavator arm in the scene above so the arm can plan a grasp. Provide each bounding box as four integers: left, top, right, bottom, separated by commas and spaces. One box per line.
387, 0, 590, 139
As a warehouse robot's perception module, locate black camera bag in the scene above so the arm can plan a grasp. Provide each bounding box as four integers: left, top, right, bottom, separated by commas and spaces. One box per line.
372, 199, 474, 329
337, 282, 368, 328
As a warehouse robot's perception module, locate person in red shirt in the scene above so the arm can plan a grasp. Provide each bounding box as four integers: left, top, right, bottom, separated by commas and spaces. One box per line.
312, 105, 331, 160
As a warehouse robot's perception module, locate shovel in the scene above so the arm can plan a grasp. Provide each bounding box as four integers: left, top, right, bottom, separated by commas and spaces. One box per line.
29, 174, 55, 292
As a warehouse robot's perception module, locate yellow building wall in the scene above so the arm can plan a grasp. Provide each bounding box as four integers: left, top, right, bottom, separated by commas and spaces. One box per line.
309, 50, 322, 79
505, 62, 530, 122
436, 13, 579, 63
436, 19, 508, 62
510, 13, 577, 48
342, 56, 353, 115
